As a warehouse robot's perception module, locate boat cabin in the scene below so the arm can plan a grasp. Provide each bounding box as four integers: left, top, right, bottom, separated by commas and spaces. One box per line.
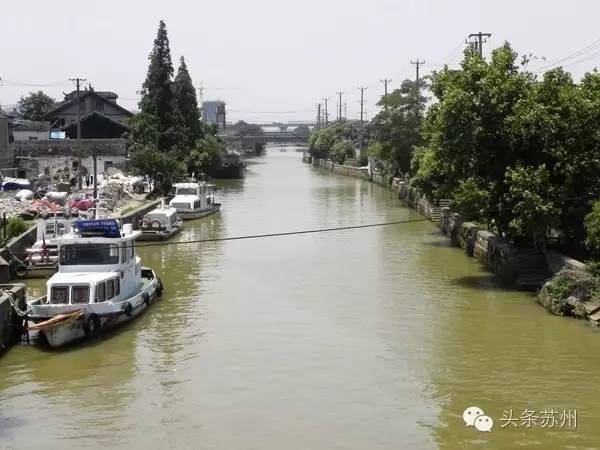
170, 182, 216, 211
45, 219, 142, 305
140, 206, 179, 231
36, 216, 72, 245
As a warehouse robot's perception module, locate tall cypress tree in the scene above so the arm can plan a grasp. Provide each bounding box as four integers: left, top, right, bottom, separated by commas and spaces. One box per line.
139, 20, 178, 151
173, 56, 203, 145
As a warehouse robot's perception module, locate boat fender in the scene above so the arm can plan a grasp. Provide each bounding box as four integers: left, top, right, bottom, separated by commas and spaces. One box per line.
156, 277, 163, 298
123, 302, 133, 317
14, 264, 28, 278
83, 314, 101, 337
143, 293, 151, 306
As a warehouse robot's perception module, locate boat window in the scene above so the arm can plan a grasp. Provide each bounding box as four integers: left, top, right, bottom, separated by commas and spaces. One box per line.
60, 244, 120, 265
121, 242, 127, 263
175, 187, 197, 195
172, 203, 190, 210
129, 241, 135, 260
106, 279, 115, 299
50, 286, 69, 304
115, 277, 120, 296
194, 200, 202, 209
72, 286, 90, 304
96, 282, 106, 302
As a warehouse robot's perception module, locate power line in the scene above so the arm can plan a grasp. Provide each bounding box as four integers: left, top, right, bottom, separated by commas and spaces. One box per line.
5, 218, 431, 258
535, 38, 600, 72
136, 218, 430, 248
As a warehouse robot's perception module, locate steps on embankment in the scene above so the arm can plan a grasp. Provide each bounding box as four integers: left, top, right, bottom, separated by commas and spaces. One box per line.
515, 250, 550, 290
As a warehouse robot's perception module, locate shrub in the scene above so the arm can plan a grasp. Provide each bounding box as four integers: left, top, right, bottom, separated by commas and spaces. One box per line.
5, 216, 29, 240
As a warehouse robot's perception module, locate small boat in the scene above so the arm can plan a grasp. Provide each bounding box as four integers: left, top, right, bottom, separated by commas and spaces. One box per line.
136, 205, 183, 241
169, 182, 221, 220
16, 215, 73, 279
27, 218, 162, 347
210, 151, 246, 179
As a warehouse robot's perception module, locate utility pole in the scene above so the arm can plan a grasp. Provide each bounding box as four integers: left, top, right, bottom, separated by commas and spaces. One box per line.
317, 103, 322, 129
69, 77, 87, 190
410, 60, 425, 94
336, 91, 345, 122
69, 77, 87, 140
467, 32, 492, 58
380, 78, 391, 97
358, 86, 367, 124
322, 98, 329, 127
343, 103, 347, 120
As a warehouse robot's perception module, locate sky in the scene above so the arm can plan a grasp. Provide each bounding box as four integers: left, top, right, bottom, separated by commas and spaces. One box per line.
2, 0, 600, 123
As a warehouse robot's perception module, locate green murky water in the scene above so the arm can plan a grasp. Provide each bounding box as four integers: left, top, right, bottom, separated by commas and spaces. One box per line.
1, 147, 599, 449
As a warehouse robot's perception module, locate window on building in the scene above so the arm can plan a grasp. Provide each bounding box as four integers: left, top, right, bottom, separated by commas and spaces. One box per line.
95, 100, 105, 112
72, 286, 90, 304
79, 100, 86, 113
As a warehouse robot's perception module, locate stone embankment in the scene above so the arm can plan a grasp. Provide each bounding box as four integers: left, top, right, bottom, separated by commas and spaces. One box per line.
310, 157, 595, 325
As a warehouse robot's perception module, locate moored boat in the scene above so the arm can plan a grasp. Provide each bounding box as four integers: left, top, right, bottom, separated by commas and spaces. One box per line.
15, 215, 73, 279
136, 205, 183, 241
169, 182, 221, 220
27, 218, 162, 347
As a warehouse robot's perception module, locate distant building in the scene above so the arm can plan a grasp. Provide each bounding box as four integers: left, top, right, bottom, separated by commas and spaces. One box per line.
202, 101, 226, 128
11, 120, 51, 142
0, 110, 14, 170
45, 86, 134, 139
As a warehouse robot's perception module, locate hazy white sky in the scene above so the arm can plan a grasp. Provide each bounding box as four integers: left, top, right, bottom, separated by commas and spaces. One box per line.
2, 0, 599, 122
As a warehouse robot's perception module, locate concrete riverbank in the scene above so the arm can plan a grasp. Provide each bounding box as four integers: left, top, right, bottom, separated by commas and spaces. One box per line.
0, 284, 27, 354
310, 157, 595, 323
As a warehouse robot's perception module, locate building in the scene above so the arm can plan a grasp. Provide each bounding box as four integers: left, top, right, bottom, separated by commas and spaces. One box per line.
11, 120, 51, 142
0, 110, 14, 170
202, 101, 226, 128
45, 86, 134, 139
14, 139, 127, 181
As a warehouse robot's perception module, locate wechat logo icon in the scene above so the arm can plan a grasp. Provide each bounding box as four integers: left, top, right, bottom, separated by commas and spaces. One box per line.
463, 406, 494, 432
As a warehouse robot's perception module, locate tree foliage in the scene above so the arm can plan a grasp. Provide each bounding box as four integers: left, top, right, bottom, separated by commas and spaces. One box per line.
173, 56, 203, 145
128, 21, 226, 192
308, 122, 359, 164
17, 91, 55, 121
408, 42, 600, 248
369, 79, 426, 176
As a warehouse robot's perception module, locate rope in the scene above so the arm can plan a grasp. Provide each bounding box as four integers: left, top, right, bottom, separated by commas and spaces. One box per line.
5, 290, 29, 317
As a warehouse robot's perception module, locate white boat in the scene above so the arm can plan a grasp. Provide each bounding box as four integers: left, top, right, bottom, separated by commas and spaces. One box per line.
27, 218, 162, 347
137, 205, 183, 241
15, 216, 73, 279
169, 182, 221, 220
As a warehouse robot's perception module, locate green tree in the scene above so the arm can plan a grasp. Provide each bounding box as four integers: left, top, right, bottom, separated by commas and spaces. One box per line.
585, 201, 600, 255
173, 56, 203, 145
370, 79, 426, 176
138, 20, 181, 151
17, 91, 55, 121
503, 165, 559, 247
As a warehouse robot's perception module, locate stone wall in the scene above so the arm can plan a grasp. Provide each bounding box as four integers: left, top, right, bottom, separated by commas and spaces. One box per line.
313, 159, 370, 180
543, 249, 586, 275
0, 284, 26, 354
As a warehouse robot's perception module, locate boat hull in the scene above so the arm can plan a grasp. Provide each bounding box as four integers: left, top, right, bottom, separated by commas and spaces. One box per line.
176, 204, 221, 220
28, 270, 161, 348
137, 224, 183, 242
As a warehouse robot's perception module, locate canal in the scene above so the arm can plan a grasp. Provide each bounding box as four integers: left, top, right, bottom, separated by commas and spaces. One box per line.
1, 146, 600, 449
